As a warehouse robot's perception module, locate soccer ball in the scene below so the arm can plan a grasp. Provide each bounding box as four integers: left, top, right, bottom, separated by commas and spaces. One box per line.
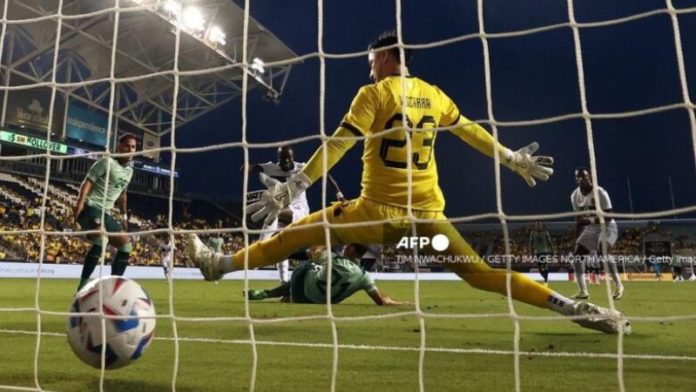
67, 276, 156, 369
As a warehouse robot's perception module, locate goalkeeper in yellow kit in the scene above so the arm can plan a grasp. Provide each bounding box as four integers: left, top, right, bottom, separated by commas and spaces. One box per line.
189, 32, 630, 334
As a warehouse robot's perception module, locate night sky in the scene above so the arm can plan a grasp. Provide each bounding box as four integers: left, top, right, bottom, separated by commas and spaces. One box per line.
172, 0, 696, 219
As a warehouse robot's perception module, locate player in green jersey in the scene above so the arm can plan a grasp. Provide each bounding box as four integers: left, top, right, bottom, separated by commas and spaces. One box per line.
529, 222, 555, 286
73, 133, 137, 291
247, 244, 406, 306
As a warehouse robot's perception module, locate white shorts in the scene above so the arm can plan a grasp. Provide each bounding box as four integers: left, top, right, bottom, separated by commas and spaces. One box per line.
576, 221, 618, 252
259, 204, 310, 241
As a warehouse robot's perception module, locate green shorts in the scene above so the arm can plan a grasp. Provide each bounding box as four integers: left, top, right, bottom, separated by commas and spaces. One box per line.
77, 205, 123, 233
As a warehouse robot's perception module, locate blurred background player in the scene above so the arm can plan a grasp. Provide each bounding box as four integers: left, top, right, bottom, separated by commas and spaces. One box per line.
529, 221, 555, 286
570, 167, 624, 300
671, 252, 683, 282
247, 145, 309, 283
190, 31, 630, 334
246, 244, 406, 306
160, 236, 173, 278
674, 240, 696, 281
671, 238, 695, 282
73, 133, 137, 291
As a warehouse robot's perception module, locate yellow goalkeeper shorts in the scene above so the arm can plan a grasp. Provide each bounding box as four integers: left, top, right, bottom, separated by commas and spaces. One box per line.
236, 197, 487, 274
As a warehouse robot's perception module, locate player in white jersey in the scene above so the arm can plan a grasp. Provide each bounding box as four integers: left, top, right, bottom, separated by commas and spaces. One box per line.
249, 146, 310, 283
570, 167, 624, 300
160, 238, 174, 278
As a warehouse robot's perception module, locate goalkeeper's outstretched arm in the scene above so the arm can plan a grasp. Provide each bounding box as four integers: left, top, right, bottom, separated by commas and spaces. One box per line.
449, 115, 510, 160
300, 127, 359, 184
449, 115, 554, 187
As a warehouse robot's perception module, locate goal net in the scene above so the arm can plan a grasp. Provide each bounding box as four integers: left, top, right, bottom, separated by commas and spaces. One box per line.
1, 1, 696, 391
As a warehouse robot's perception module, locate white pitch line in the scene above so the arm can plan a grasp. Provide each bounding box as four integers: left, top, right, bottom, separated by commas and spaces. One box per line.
1, 328, 694, 362
0, 386, 58, 392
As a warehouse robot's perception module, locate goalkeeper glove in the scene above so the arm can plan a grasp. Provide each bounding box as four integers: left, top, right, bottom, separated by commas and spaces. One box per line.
502, 142, 554, 187
246, 172, 312, 226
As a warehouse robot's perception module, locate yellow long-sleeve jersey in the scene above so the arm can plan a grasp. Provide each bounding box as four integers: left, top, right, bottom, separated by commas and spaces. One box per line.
302, 75, 509, 212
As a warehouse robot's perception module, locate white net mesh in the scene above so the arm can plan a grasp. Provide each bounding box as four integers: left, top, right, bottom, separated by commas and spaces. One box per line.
0, 1, 695, 391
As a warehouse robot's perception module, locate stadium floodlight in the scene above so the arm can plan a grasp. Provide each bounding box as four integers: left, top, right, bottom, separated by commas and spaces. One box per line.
162, 0, 181, 18
251, 57, 265, 74
207, 25, 227, 46
130, 0, 158, 7
182, 6, 205, 32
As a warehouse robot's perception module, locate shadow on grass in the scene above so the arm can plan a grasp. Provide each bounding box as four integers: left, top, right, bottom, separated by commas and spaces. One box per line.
87, 378, 197, 392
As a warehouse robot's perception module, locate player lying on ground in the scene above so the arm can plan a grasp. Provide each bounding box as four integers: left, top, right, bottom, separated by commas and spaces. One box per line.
246, 244, 406, 305
188, 31, 631, 334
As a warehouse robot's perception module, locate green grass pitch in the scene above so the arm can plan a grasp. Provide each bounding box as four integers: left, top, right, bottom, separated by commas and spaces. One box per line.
0, 278, 694, 391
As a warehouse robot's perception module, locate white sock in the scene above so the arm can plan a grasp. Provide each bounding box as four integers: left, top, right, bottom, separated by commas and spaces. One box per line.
219, 254, 237, 274
606, 255, 622, 288
574, 259, 588, 294
547, 291, 575, 315
277, 260, 289, 283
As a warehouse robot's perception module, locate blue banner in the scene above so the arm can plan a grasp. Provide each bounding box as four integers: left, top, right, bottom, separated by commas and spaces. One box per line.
66, 104, 108, 146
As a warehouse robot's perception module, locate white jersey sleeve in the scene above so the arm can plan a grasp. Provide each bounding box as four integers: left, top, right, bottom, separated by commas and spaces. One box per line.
570, 189, 581, 211
597, 187, 612, 210
257, 161, 277, 172
258, 162, 289, 180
